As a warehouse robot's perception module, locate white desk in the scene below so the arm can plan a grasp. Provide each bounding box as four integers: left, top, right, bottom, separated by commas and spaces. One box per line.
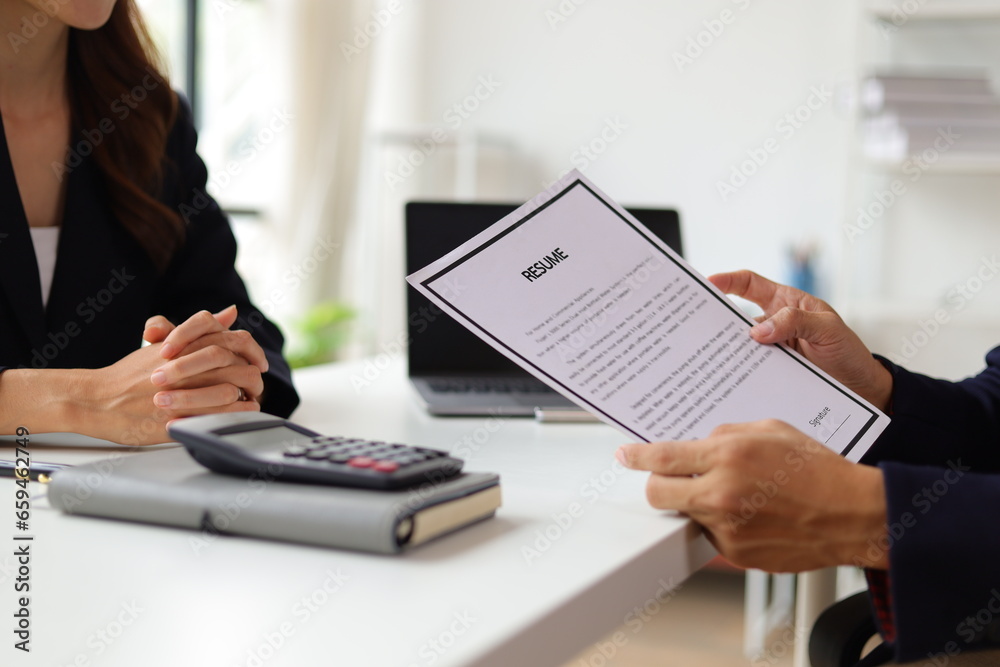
0, 360, 715, 667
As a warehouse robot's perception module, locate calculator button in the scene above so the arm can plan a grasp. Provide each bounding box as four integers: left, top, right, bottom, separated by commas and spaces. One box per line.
283, 446, 308, 457
348, 457, 375, 468
305, 449, 331, 460
328, 453, 353, 463
373, 461, 399, 473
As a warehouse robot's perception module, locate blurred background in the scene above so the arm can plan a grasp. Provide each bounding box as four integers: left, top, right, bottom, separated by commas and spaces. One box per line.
134, 2, 1000, 664
137, 0, 1000, 382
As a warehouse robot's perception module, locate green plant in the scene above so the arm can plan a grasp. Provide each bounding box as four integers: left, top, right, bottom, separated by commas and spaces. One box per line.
287, 302, 354, 368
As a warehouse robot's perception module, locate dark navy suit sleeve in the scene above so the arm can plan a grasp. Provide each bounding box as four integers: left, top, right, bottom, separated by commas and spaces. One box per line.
861, 349, 1000, 662
876, 462, 1000, 662
155, 97, 299, 418
864, 348, 1000, 470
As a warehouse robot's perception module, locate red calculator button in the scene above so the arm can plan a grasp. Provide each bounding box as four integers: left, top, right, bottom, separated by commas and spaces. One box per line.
348, 457, 375, 468
373, 461, 399, 473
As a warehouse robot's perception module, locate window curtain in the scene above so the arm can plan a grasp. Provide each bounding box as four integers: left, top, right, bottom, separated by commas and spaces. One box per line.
276, 0, 377, 323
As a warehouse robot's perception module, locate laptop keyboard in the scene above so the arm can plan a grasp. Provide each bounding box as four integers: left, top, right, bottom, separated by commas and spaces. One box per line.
427, 377, 556, 394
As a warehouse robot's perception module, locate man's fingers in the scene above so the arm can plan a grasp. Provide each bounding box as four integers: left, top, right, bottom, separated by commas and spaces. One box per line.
644, 474, 703, 512
708, 270, 781, 310
160, 307, 236, 359
616, 440, 713, 476
709, 420, 798, 445
172, 330, 269, 373
749, 307, 841, 346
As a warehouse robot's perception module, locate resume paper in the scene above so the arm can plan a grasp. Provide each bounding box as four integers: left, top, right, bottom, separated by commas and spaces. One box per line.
407, 171, 889, 460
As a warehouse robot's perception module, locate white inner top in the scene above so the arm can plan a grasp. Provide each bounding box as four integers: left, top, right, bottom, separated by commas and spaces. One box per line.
29, 226, 60, 308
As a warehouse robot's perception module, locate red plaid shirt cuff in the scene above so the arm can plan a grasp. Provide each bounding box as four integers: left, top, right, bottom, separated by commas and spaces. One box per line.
865, 568, 896, 644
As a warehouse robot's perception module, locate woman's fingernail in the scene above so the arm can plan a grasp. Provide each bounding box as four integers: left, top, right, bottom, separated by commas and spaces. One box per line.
160, 343, 176, 358
750, 320, 774, 338
154, 393, 172, 407
151, 371, 167, 385
615, 447, 629, 467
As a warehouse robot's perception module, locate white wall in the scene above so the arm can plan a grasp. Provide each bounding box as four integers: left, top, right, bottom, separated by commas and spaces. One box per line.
350, 1, 1000, 380
390, 0, 860, 294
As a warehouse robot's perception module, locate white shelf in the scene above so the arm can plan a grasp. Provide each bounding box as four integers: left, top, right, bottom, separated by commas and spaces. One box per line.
843, 301, 1000, 328
862, 153, 1000, 174
867, 2, 1000, 22
837, 0, 1000, 344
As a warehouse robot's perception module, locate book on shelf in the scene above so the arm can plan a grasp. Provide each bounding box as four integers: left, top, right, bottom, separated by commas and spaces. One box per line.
872, 102, 1000, 126
861, 72, 994, 111
861, 71, 1000, 161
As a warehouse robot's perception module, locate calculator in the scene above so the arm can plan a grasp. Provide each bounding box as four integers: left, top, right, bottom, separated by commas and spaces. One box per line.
168, 413, 464, 490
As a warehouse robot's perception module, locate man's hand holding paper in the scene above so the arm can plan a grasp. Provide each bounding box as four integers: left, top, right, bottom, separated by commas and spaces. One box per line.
406, 170, 890, 461
710, 269, 894, 411
615, 419, 889, 572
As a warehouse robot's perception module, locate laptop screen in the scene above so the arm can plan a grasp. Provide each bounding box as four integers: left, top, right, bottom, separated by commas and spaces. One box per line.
405, 202, 682, 378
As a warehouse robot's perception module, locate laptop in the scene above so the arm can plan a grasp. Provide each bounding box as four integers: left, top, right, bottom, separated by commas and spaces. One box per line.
405, 201, 683, 417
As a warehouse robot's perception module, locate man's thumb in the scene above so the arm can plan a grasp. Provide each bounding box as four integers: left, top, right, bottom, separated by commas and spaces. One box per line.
750, 307, 828, 345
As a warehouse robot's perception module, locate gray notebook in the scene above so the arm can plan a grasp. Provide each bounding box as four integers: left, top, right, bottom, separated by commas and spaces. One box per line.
47, 448, 501, 554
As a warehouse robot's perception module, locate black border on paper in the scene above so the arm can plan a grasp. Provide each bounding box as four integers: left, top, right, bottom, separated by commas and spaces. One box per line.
421, 179, 877, 456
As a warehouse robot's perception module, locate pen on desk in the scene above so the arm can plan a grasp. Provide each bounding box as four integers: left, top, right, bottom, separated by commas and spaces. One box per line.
533, 407, 602, 423
0, 460, 71, 483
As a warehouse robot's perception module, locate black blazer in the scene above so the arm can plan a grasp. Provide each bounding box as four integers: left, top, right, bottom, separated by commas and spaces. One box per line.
861, 349, 1000, 662
0, 97, 298, 418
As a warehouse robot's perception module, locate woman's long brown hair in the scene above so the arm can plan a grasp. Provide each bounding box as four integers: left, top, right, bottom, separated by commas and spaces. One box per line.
66, 0, 183, 272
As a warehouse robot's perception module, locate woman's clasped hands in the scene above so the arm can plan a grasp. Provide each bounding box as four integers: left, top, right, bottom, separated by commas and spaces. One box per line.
86, 305, 268, 445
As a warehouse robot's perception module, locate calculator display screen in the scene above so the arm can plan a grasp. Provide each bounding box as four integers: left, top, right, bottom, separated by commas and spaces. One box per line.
223, 426, 312, 449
